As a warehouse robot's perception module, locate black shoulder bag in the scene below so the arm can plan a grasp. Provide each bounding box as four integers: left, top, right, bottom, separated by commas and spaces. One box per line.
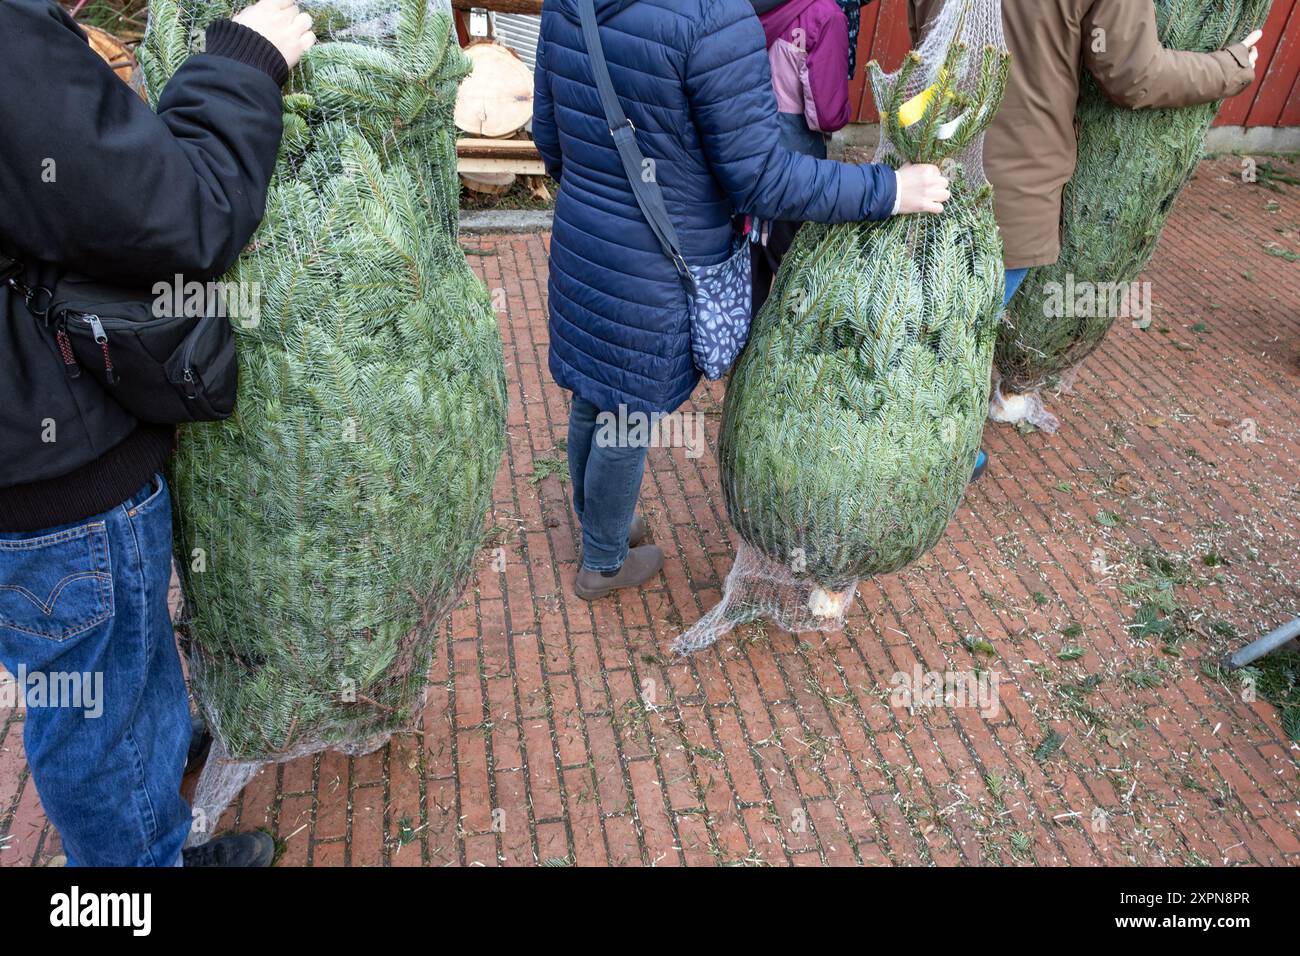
1, 249, 238, 424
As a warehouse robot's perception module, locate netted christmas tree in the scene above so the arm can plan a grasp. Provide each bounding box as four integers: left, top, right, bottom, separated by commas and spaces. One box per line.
140, 0, 506, 834
992, 0, 1272, 432
676, 0, 1008, 654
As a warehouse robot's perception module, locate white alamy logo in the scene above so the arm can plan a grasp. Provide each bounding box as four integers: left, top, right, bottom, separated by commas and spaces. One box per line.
49, 886, 151, 936
889, 665, 1000, 719
1041, 274, 1152, 329
595, 405, 707, 459
0, 665, 102, 718
152, 274, 261, 329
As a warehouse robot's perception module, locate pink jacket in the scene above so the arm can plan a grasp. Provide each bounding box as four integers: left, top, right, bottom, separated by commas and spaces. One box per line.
758, 0, 852, 136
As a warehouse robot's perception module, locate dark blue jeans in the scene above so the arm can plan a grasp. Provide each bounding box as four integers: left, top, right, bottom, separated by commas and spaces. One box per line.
568, 395, 649, 572
0, 475, 191, 866
1005, 267, 1029, 307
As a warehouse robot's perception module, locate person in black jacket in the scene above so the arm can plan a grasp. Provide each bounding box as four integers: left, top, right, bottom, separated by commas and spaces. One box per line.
0, 0, 313, 867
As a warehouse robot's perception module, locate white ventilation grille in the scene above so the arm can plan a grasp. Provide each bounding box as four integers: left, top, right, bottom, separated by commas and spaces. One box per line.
491, 12, 541, 70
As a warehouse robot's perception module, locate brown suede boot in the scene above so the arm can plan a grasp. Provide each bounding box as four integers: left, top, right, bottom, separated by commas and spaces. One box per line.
579, 514, 648, 567
574, 545, 664, 600
628, 514, 648, 547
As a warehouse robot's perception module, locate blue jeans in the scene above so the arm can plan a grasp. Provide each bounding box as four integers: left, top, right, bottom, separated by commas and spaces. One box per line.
568, 395, 649, 572
975, 267, 1032, 471
0, 475, 191, 866
1005, 267, 1029, 307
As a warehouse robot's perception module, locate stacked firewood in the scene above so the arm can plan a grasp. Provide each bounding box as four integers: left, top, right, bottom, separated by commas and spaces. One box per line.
451, 0, 549, 199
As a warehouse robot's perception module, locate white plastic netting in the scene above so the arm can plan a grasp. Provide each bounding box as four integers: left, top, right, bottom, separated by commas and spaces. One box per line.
872, 0, 1005, 188
139, 0, 507, 842
987, 368, 1069, 434
675, 0, 1008, 656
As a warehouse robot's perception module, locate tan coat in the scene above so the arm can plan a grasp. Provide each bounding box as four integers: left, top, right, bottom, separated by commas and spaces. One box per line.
907, 0, 1255, 269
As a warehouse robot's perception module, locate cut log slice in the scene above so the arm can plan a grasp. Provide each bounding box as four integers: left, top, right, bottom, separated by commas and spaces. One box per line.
460, 171, 517, 195
83, 24, 145, 98
455, 41, 534, 138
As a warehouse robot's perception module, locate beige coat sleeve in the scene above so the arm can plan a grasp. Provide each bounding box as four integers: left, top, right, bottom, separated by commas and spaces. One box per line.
1082, 0, 1255, 109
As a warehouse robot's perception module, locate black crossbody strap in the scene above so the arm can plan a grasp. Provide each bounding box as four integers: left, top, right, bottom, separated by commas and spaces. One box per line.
0, 249, 22, 284
577, 0, 695, 289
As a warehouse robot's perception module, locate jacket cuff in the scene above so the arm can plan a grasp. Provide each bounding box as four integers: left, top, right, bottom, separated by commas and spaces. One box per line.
1218, 44, 1255, 98
884, 166, 900, 218
205, 20, 290, 88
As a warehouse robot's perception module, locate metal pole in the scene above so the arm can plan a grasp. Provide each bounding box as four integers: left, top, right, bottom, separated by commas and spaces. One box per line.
1222, 616, 1300, 671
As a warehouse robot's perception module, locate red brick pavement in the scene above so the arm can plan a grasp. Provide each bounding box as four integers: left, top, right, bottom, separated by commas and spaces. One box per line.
2, 157, 1298, 866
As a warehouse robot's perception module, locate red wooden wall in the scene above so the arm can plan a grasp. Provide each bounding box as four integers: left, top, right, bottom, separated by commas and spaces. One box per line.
848, 0, 1300, 126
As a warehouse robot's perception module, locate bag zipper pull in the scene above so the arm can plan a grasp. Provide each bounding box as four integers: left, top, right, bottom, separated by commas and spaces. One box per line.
180, 326, 201, 400
83, 314, 117, 385
55, 314, 80, 379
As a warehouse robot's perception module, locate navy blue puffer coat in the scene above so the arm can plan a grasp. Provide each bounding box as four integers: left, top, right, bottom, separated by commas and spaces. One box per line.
532, 0, 898, 415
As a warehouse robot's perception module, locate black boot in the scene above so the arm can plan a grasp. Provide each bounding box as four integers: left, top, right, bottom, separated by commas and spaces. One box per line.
182, 831, 276, 868
185, 713, 212, 776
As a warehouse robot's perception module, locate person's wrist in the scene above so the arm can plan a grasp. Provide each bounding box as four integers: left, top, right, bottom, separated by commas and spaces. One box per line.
205, 19, 290, 87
